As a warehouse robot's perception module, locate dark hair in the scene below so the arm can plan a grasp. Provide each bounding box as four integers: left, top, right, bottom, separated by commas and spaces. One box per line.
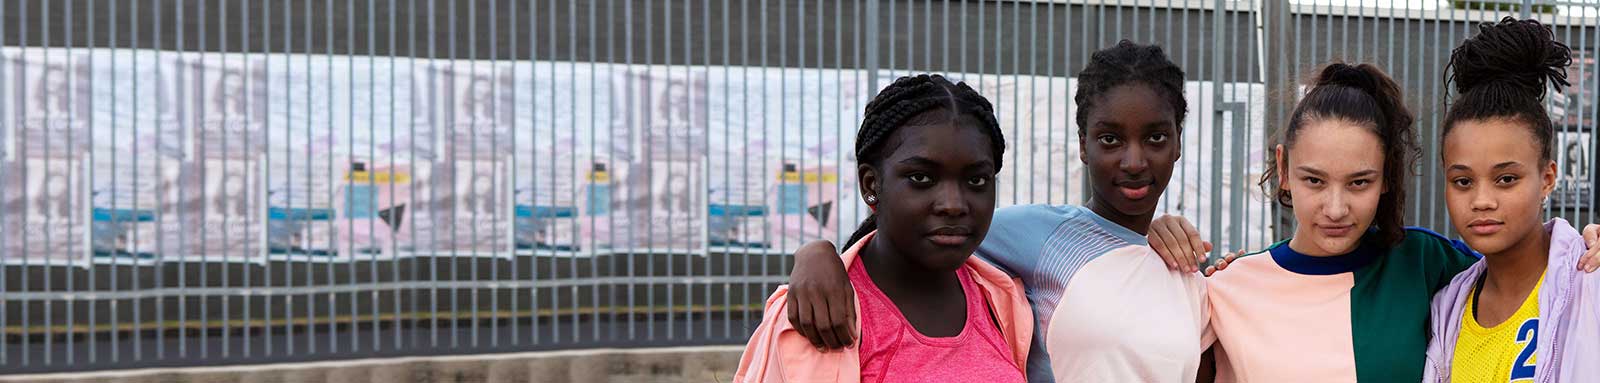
1075, 40, 1189, 134
1443, 16, 1571, 161
843, 74, 1005, 249
1263, 63, 1417, 246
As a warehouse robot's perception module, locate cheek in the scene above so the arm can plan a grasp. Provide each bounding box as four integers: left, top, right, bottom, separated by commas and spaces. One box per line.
1443, 188, 1472, 216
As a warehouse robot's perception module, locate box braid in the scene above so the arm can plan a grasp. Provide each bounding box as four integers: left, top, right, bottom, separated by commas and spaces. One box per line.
844, 74, 1005, 249
1074, 40, 1189, 135
1444, 16, 1571, 161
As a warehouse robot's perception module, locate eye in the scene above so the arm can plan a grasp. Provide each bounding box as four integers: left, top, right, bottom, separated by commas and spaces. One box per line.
1351, 179, 1372, 188
908, 174, 933, 184
1452, 177, 1473, 188
1148, 133, 1169, 144
967, 176, 990, 187
1304, 177, 1324, 186
1097, 135, 1120, 145
1496, 175, 1520, 185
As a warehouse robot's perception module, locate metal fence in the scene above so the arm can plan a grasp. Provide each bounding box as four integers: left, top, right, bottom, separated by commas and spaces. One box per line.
0, 0, 1594, 374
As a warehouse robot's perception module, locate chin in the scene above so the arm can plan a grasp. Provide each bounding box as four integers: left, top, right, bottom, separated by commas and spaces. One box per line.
916, 250, 973, 272
1112, 200, 1158, 217
1461, 236, 1511, 257
1315, 237, 1362, 255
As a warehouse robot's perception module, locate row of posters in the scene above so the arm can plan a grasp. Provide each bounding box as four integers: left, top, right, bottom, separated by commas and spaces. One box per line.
0, 49, 872, 265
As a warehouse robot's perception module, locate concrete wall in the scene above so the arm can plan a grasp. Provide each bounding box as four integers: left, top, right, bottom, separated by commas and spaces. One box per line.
0, 346, 743, 383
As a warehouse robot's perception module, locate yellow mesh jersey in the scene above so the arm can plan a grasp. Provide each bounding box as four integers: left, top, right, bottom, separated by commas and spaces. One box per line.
1451, 273, 1544, 383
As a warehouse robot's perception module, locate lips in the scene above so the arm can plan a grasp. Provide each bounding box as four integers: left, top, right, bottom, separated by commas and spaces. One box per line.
1116, 180, 1153, 200
1319, 224, 1355, 237
1467, 218, 1505, 236
926, 226, 973, 247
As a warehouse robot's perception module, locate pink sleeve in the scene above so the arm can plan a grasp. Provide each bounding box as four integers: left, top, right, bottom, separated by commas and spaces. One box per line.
1201, 282, 1217, 350
734, 286, 792, 383
733, 285, 861, 383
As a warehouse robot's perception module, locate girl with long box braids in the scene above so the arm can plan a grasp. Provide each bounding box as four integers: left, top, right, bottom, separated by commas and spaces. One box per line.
734, 74, 1031, 382
1423, 17, 1600, 382
779, 41, 1221, 382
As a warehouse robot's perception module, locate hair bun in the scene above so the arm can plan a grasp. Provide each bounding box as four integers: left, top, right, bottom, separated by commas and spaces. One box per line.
1315, 63, 1386, 98
1449, 17, 1572, 99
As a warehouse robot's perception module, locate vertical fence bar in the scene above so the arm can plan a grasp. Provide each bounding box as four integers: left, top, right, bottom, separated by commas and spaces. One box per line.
366, 0, 379, 354
82, 0, 93, 366
282, 0, 294, 358
1, 0, 10, 366
512, 0, 522, 348
388, 0, 402, 353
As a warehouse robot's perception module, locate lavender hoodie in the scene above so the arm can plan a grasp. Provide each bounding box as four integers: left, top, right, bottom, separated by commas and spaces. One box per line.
1424, 218, 1600, 382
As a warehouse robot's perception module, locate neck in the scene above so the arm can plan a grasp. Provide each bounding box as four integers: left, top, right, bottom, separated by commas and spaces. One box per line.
1481, 224, 1551, 297
1286, 237, 1343, 257
860, 234, 962, 296
1086, 197, 1153, 235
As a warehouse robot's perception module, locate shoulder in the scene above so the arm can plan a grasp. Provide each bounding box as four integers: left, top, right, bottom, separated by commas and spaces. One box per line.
1399, 227, 1477, 258
991, 204, 1076, 230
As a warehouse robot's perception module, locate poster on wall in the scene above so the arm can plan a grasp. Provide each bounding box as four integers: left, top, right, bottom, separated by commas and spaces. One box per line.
2, 158, 89, 265
187, 57, 268, 157
182, 157, 263, 261
1554, 129, 1592, 210
7, 53, 92, 159
402, 158, 511, 256
333, 160, 414, 258
265, 149, 339, 259
437, 63, 514, 158
89, 158, 170, 263
514, 152, 579, 253
573, 68, 709, 254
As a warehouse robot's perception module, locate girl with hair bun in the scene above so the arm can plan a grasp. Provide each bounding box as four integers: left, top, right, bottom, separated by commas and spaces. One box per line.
1424, 17, 1600, 382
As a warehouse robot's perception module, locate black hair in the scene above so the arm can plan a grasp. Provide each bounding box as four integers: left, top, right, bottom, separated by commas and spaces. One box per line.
843, 74, 1005, 249
1264, 63, 1417, 247
1074, 40, 1189, 134
1443, 16, 1571, 161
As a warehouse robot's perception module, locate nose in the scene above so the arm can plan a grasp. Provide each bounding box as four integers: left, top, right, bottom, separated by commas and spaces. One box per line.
1323, 188, 1351, 222
1119, 143, 1149, 175
1471, 186, 1497, 212
930, 181, 969, 218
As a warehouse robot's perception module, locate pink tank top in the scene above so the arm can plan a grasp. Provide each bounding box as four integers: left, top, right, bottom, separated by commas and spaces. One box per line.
848, 260, 1026, 382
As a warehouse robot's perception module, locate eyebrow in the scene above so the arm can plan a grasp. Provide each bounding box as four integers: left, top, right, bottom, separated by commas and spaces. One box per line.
1296, 166, 1378, 178
898, 157, 940, 167
1447, 161, 1523, 172
898, 157, 997, 172
1492, 161, 1523, 170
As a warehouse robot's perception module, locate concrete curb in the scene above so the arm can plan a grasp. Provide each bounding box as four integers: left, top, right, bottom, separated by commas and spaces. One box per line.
0, 346, 745, 383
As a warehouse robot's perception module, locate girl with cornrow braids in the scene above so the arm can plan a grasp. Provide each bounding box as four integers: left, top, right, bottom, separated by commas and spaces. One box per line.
781, 41, 1221, 382
735, 74, 1032, 382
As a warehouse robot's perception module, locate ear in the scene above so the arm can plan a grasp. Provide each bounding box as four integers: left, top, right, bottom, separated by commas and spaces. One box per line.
1173, 130, 1184, 161
858, 163, 881, 203
1274, 144, 1288, 193
1078, 130, 1089, 165
1540, 158, 1559, 201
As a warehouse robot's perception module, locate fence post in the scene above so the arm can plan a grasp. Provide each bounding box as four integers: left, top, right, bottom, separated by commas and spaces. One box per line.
865, 0, 879, 97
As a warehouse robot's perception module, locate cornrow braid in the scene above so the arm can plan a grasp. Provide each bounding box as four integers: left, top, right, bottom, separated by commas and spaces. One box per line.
844, 74, 1006, 249
1443, 16, 1571, 161
1074, 40, 1189, 134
